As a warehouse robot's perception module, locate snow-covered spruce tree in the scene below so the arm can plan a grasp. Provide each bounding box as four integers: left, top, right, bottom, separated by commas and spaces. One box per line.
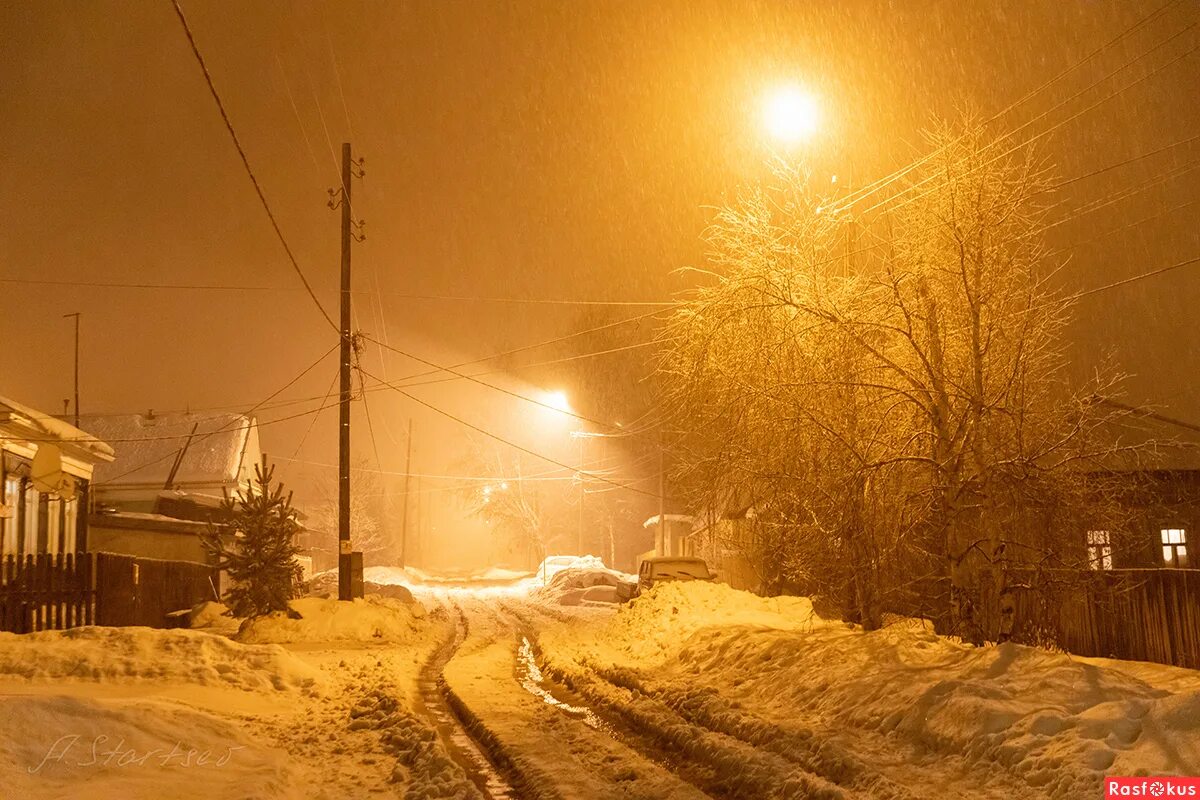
201, 459, 304, 618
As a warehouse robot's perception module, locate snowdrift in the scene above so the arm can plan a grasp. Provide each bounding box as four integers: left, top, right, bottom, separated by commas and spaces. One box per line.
0, 694, 299, 800
0, 626, 323, 692
236, 595, 427, 644
542, 581, 1200, 795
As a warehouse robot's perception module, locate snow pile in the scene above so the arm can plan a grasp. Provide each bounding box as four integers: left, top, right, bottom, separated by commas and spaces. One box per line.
588, 579, 823, 662
532, 563, 633, 606
541, 581, 1200, 795
237, 596, 427, 644
188, 601, 239, 632
0, 695, 299, 800
0, 627, 323, 692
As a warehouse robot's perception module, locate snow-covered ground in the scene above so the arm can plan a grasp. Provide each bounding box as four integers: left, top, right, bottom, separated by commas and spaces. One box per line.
537, 581, 1200, 798
0, 593, 457, 800
3, 567, 1197, 799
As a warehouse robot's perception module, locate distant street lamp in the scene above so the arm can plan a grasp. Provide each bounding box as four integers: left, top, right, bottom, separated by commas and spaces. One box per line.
763, 86, 820, 144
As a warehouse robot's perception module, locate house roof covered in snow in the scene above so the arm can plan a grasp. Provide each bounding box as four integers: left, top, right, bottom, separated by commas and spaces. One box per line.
642, 514, 694, 529
81, 412, 258, 490
1092, 400, 1200, 472
0, 393, 115, 462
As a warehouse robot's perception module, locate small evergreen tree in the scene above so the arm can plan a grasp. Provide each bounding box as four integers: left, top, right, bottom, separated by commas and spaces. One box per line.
202, 458, 303, 618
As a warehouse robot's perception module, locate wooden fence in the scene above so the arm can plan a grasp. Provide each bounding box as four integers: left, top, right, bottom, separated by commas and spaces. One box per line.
1011, 568, 1200, 670
0, 552, 219, 634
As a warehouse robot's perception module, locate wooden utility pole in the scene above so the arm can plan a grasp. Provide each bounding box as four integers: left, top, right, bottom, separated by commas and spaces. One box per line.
658, 428, 667, 556
413, 475, 422, 566
337, 142, 353, 601
399, 418, 413, 568
63, 312, 80, 426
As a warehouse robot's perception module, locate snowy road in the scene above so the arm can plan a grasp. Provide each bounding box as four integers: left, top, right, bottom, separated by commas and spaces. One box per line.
4, 578, 1192, 799
410, 584, 1059, 800
416, 589, 711, 800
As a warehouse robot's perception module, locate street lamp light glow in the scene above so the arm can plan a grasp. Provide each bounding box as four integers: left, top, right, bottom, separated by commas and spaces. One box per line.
542, 390, 572, 415
763, 87, 820, 144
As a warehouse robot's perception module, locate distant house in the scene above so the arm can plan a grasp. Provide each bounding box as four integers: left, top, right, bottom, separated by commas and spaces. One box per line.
79, 411, 261, 563
1076, 405, 1200, 572
641, 513, 694, 559
82, 411, 261, 513
0, 394, 114, 559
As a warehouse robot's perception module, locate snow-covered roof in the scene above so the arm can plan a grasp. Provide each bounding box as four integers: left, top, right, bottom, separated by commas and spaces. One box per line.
82, 412, 256, 489
642, 514, 694, 529
1090, 400, 1200, 472
0, 393, 115, 462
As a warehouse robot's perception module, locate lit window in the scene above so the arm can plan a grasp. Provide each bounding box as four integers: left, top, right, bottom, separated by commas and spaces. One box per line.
1161, 529, 1189, 568
1086, 530, 1113, 570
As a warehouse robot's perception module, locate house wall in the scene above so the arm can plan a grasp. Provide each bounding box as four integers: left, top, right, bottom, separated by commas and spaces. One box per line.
88, 515, 213, 564
683, 518, 760, 592
1, 449, 90, 559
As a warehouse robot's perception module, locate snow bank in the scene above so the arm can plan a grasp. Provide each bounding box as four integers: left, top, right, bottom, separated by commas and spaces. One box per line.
587, 579, 823, 662
0, 694, 299, 800
0, 627, 323, 692
188, 601, 239, 632
237, 596, 427, 644
542, 581, 1200, 795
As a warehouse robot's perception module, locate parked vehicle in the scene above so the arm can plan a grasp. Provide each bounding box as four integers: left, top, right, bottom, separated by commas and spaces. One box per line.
617, 556, 715, 602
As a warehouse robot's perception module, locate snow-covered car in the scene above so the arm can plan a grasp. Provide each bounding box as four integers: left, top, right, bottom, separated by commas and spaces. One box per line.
534, 565, 630, 606
617, 556, 715, 601
537, 555, 585, 585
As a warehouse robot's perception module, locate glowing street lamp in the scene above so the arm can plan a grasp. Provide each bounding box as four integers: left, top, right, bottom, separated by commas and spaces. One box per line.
541, 390, 572, 416
763, 86, 820, 144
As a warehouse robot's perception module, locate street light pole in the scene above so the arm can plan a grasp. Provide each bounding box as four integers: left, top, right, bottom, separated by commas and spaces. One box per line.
62, 312, 80, 426
577, 436, 585, 554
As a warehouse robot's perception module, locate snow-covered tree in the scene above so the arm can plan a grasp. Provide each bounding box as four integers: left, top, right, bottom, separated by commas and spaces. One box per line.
201, 459, 303, 618
659, 117, 1140, 641
308, 458, 394, 562
458, 441, 561, 568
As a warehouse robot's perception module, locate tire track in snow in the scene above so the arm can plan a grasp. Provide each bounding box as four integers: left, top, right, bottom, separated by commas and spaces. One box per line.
499, 600, 848, 800
413, 598, 534, 799
456, 598, 712, 799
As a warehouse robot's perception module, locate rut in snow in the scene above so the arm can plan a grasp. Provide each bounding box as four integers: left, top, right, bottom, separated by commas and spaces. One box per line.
414, 601, 522, 800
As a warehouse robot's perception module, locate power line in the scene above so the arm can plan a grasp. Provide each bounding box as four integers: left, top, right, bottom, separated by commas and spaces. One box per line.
168, 0, 337, 333
360, 332, 659, 439
861, 21, 1200, 217
1073, 254, 1200, 300
382, 339, 660, 392
280, 364, 341, 473
838, 0, 1186, 212
0, 275, 678, 308
368, 292, 676, 307
87, 345, 337, 483
382, 306, 667, 388
358, 366, 661, 498
1048, 133, 1200, 190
